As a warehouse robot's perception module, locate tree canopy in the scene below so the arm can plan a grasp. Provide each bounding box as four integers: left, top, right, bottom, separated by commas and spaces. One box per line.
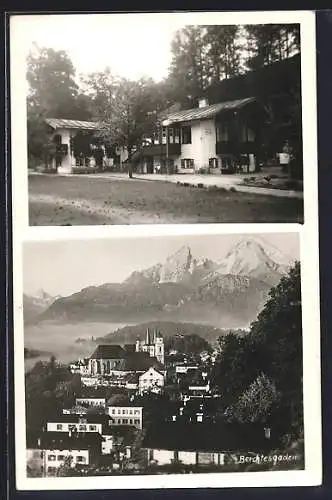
211, 262, 303, 440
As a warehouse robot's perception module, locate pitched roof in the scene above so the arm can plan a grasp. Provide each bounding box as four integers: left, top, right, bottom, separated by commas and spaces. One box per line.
45, 118, 101, 131
123, 344, 136, 353
125, 352, 164, 372
90, 345, 125, 359
162, 97, 255, 126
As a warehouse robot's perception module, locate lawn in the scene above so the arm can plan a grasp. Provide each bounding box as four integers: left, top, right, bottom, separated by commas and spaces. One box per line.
28, 174, 304, 225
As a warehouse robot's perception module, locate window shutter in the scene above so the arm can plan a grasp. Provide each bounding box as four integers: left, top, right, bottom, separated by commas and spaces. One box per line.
181, 159, 185, 168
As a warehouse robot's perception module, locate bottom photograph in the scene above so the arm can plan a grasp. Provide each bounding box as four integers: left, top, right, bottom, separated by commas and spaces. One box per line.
21, 231, 304, 479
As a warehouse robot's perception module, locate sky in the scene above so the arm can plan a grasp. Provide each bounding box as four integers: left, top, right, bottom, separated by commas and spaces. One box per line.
23, 233, 300, 297
12, 14, 186, 82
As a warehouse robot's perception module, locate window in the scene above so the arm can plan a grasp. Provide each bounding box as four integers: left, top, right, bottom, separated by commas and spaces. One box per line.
56, 424, 63, 430
122, 419, 128, 424
134, 410, 139, 415
181, 126, 191, 144
129, 410, 133, 415
89, 425, 97, 431
174, 127, 180, 144
57, 455, 65, 461
180, 159, 194, 169
209, 158, 219, 168
134, 419, 140, 425
47, 466, 57, 475
216, 124, 228, 142
76, 456, 85, 463
48, 454, 56, 462
122, 409, 126, 415
162, 127, 167, 144
153, 131, 160, 145
79, 425, 87, 431
129, 419, 133, 424
111, 409, 115, 414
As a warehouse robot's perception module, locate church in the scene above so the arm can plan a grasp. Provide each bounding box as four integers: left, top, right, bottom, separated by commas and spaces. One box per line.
135, 328, 165, 365
87, 328, 165, 377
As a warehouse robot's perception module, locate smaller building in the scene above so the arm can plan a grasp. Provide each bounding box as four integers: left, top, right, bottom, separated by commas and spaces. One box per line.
138, 367, 165, 395
107, 404, 143, 429
75, 398, 106, 408
46, 414, 110, 435
27, 431, 103, 477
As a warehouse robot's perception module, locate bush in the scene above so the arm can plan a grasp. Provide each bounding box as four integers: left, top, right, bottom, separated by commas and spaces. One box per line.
229, 187, 237, 192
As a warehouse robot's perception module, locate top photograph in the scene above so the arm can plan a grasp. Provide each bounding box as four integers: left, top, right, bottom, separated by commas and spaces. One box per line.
12, 12, 313, 225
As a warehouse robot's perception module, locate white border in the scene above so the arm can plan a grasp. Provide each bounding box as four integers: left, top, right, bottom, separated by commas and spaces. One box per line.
10, 10, 321, 490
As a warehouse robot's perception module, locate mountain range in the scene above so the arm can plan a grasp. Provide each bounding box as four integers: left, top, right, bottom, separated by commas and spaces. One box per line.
23, 289, 61, 325
24, 236, 295, 329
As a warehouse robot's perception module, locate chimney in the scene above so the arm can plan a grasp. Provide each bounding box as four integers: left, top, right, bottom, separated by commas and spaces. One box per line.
198, 98, 208, 108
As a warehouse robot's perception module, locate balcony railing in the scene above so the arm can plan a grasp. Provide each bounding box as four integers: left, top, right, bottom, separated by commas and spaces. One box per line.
141, 143, 181, 157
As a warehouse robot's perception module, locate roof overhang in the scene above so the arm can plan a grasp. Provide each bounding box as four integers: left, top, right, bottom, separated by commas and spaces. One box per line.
161, 97, 256, 127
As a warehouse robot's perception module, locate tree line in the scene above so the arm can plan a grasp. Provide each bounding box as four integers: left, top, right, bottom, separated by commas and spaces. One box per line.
27, 24, 300, 168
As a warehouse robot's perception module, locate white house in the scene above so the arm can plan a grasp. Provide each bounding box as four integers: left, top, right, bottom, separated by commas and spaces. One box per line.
46, 420, 103, 434
147, 448, 225, 467
136, 97, 258, 175
107, 405, 143, 429
45, 118, 102, 174
75, 398, 106, 408
138, 367, 165, 395
30, 432, 103, 477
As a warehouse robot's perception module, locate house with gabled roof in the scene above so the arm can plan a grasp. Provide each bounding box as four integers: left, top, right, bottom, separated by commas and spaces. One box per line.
44, 118, 103, 174
134, 54, 301, 175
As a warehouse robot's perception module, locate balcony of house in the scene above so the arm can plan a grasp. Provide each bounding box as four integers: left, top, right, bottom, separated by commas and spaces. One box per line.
141, 126, 182, 157
141, 143, 181, 157
215, 121, 258, 156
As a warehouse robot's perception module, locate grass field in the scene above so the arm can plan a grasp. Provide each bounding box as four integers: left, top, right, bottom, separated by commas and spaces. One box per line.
29, 174, 304, 225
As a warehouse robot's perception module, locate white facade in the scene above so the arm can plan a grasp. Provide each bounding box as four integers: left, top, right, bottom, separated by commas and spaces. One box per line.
44, 448, 90, 475
75, 398, 106, 407
148, 448, 225, 466
150, 449, 174, 465
46, 421, 103, 434
101, 435, 114, 454
138, 367, 165, 394
174, 119, 217, 174
107, 406, 143, 429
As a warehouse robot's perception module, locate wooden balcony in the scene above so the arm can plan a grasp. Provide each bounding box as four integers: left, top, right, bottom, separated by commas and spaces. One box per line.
141, 143, 181, 157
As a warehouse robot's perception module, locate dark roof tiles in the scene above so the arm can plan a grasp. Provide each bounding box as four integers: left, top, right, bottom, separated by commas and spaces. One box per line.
163, 97, 255, 125
90, 345, 126, 360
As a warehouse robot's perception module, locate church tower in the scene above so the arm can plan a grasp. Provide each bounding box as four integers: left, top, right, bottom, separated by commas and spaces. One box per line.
154, 331, 164, 365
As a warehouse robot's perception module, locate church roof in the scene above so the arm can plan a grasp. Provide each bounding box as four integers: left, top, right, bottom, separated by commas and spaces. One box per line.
90, 345, 125, 360
124, 352, 164, 372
